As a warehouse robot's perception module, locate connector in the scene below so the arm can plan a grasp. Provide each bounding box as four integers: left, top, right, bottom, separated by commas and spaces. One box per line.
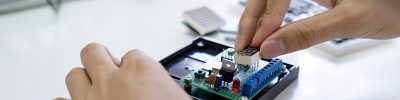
241, 58, 283, 97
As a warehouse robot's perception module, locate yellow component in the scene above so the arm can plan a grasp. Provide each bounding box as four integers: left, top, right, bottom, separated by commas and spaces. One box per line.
208, 73, 216, 85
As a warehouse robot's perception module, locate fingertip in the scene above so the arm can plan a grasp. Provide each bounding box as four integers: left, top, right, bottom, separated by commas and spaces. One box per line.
260, 38, 286, 59
234, 43, 244, 52
120, 49, 165, 75
235, 32, 254, 52
121, 49, 144, 62
250, 32, 259, 48
234, 41, 240, 52
66, 67, 86, 84
250, 40, 259, 48
65, 67, 91, 100
80, 42, 110, 65
234, 33, 248, 52
80, 42, 117, 66
80, 42, 104, 58
79, 42, 118, 83
120, 49, 151, 68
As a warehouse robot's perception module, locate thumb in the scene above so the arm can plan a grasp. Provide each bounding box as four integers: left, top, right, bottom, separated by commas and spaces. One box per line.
259, 9, 346, 58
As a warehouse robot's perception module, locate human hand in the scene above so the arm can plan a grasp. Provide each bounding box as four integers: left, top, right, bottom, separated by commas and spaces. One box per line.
65, 43, 191, 100
236, 0, 400, 58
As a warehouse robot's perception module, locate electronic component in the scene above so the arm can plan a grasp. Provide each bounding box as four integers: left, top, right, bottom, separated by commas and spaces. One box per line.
231, 78, 241, 93
208, 73, 216, 85
221, 48, 234, 61
219, 69, 235, 83
183, 6, 226, 35
214, 74, 223, 91
219, 59, 236, 82
234, 47, 261, 66
161, 37, 299, 100
241, 58, 283, 98
183, 76, 192, 94
219, 49, 238, 83
194, 70, 205, 78
221, 59, 236, 72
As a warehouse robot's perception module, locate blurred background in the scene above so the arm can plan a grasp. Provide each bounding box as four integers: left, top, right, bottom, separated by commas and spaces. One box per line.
0, 0, 399, 99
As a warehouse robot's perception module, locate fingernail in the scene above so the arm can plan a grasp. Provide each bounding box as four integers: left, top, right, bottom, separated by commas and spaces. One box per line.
234, 46, 239, 52
260, 39, 286, 59
234, 43, 242, 52
234, 38, 242, 52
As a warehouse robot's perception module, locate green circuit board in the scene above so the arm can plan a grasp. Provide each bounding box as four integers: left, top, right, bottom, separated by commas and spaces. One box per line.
180, 49, 285, 100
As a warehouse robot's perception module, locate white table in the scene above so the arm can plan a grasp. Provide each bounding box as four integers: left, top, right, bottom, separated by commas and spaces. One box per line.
0, 0, 399, 99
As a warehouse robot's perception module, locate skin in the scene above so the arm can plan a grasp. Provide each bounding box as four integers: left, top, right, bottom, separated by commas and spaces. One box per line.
64, 0, 400, 99
235, 0, 400, 58
65, 43, 191, 100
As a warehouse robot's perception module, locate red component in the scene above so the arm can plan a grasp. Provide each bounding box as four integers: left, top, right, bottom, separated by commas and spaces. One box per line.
232, 78, 241, 93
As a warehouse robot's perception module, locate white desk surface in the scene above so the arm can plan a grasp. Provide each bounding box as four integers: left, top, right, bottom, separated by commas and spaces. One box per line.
0, 0, 399, 100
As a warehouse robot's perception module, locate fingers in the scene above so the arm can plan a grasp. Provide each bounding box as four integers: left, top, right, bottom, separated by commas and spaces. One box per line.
250, 0, 291, 47
66, 67, 91, 100
111, 50, 190, 100
259, 9, 344, 58
81, 43, 118, 84
120, 50, 167, 75
235, 0, 268, 51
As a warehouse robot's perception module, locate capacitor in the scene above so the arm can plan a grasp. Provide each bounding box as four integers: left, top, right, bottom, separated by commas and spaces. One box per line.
184, 76, 192, 94
231, 78, 241, 93
214, 74, 223, 91
208, 73, 216, 85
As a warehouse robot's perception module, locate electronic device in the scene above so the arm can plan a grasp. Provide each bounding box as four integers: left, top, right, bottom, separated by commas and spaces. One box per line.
183, 6, 226, 35
160, 37, 299, 100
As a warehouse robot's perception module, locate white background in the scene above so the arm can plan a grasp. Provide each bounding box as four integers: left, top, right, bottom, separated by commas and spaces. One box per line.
0, 0, 399, 99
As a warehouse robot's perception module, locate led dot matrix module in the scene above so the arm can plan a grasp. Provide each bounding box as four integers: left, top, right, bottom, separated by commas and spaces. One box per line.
161, 37, 299, 100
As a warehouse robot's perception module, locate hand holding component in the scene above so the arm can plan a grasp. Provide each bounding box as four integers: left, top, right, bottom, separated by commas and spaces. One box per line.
236, 0, 400, 58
